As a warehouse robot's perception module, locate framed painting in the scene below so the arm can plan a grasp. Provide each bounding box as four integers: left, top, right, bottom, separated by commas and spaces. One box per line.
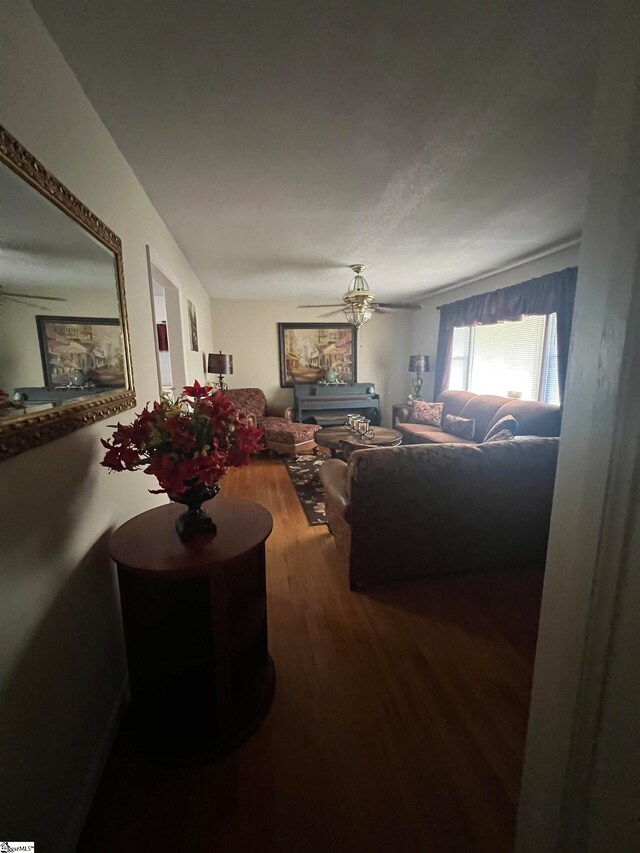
278, 323, 357, 387
36, 315, 125, 387
188, 299, 199, 351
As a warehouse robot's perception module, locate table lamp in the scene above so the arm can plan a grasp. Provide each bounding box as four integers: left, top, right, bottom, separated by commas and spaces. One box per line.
408, 354, 429, 399
207, 351, 233, 391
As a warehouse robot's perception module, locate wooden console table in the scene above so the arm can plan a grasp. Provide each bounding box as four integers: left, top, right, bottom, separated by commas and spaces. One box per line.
109, 496, 274, 763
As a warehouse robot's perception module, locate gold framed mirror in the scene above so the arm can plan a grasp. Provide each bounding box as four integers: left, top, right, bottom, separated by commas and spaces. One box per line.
0, 125, 136, 461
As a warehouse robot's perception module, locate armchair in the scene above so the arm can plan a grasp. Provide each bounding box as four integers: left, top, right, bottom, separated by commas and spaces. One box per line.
226, 388, 320, 456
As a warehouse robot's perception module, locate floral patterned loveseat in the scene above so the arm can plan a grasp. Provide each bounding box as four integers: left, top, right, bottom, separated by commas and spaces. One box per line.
226, 388, 320, 455
320, 437, 559, 589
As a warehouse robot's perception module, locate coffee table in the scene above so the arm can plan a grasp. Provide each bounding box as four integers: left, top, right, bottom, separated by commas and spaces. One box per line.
314, 425, 402, 458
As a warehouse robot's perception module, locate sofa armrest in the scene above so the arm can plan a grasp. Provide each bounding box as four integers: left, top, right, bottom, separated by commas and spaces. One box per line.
319, 459, 350, 518
266, 403, 293, 421
392, 403, 411, 425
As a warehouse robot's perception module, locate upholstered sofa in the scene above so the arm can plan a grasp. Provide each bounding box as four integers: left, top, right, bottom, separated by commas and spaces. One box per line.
320, 437, 559, 589
226, 388, 320, 455
393, 389, 561, 445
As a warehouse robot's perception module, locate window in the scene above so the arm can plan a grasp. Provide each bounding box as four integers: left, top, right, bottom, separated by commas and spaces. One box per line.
540, 313, 560, 405
449, 324, 471, 391
449, 314, 559, 403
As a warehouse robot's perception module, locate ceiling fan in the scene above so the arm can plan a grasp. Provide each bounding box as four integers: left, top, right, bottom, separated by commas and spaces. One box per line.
299, 264, 422, 328
0, 285, 67, 311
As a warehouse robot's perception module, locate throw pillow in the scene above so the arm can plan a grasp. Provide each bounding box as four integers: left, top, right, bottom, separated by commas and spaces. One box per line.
483, 428, 515, 443
442, 414, 476, 440
409, 400, 443, 427
483, 415, 519, 442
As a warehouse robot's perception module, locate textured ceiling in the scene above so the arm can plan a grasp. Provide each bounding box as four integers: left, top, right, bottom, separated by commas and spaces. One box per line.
32, 0, 599, 301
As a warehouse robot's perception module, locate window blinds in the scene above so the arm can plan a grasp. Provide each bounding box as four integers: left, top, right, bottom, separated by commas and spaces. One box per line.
469, 316, 546, 399
449, 315, 559, 402
541, 313, 560, 405
449, 326, 471, 391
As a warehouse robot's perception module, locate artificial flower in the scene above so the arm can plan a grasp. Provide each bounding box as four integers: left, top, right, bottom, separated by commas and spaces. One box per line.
101, 384, 263, 495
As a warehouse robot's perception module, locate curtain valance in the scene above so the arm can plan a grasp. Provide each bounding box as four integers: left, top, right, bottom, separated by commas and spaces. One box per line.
434, 267, 578, 401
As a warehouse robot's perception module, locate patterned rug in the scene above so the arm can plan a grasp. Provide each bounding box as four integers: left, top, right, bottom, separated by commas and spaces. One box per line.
282, 454, 327, 526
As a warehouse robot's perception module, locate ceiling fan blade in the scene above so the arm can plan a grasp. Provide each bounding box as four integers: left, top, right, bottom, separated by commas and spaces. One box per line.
2, 292, 66, 301
374, 302, 423, 311
319, 308, 346, 318
298, 303, 345, 308
0, 294, 58, 310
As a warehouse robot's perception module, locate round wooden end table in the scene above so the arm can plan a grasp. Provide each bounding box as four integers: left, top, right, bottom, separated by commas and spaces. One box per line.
314, 425, 403, 457
109, 496, 274, 764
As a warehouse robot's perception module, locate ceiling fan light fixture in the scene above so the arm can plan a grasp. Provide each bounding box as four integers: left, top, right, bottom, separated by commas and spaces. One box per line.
342, 264, 376, 327
300, 262, 422, 321
346, 264, 375, 301
342, 300, 374, 328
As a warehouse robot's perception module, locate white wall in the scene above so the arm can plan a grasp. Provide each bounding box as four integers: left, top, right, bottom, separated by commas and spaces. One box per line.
210, 299, 411, 426
409, 244, 581, 401
0, 2, 213, 850
517, 0, 640, 846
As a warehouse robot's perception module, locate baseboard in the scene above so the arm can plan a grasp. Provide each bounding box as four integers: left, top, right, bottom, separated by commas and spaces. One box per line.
61, 677, 129, 853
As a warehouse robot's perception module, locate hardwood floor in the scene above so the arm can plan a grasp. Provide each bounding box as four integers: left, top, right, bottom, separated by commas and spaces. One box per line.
78, 456, 543, 853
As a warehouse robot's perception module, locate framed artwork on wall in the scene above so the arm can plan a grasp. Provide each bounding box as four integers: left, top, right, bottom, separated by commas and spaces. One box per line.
187, 299, 199, 351
278, 322, 357, 387
36, 315, 125, 387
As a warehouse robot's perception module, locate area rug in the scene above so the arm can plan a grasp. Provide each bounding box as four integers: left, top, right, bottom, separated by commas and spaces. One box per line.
282, 455, 327, 526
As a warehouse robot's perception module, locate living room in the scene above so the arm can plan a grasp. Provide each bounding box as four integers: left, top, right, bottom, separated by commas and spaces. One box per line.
1, 2, 639, 852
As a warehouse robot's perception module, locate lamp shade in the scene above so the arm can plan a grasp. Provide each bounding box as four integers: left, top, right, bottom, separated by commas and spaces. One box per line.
408, 354, 429, 374
207, 352, 233, 375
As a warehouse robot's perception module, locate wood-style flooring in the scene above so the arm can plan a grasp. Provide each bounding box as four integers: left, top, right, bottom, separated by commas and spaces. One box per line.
78, 456, 543, 853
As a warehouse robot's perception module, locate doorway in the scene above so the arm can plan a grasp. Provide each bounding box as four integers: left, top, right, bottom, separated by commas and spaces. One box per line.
146, 248, 186, 394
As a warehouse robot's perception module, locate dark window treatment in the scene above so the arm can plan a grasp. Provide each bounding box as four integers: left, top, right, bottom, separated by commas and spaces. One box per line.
433, 267, 577, 402
156, 322, 169, 351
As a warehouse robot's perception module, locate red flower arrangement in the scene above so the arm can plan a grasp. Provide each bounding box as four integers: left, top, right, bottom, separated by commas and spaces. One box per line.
101, 381, 263, 497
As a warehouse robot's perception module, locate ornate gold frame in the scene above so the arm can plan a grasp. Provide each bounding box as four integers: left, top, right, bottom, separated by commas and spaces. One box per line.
0, 124, 136, 461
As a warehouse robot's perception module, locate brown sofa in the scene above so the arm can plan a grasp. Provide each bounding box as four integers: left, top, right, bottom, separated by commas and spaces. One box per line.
225, 388, 320, 455
393, 390, 561, 444
320, 437, 559, 589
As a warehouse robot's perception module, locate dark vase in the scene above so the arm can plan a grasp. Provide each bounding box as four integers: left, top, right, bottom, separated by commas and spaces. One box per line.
170, 481, 220, 540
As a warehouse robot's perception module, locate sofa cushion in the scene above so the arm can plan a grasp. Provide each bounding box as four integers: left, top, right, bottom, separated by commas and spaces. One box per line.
484, 428, 515, 443
458, 395, 510, 441
409, 400, 443, 426
396, 422, 475, 444
486, 399, 561, 437
438, 389, 476, 419
443, 414, 475, 440
483, 414, 518, 442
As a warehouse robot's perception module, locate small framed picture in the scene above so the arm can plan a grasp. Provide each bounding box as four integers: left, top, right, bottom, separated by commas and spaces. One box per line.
187, 299, 199, 351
